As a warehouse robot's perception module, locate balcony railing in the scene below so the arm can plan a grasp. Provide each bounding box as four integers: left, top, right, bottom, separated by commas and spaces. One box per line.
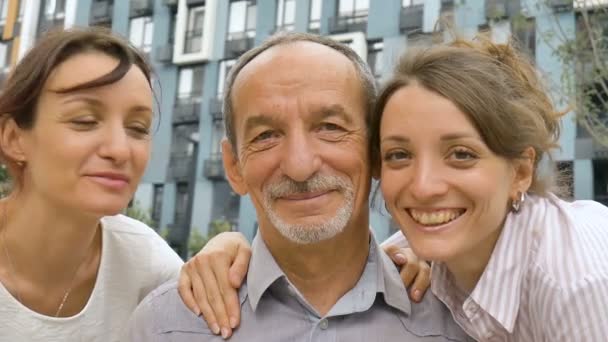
173, 97, 201, 124
328, 13, 368, 34
548, 0, 573, 12
184, 30, 203, 54
130, 0, 153, 17
209, 98, 223, 121
168, 153, 195, 181
90, 0, 112, 24
485, 0, 508, 19
203, 154, 225, 180
155, 43, 173, 63
400, 5, 424, 33
225, 31, 255, 58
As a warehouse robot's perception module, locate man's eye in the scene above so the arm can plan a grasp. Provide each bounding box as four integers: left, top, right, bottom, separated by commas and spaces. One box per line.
252, 130, 277, 143
318, 122, 345, 132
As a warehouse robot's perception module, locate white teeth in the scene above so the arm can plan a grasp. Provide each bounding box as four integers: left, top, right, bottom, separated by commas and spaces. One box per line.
409, 209, 463, 226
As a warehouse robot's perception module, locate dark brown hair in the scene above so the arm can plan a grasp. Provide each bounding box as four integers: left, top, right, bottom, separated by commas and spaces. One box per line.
0, 26, 153, 183
371, 38, 563, 195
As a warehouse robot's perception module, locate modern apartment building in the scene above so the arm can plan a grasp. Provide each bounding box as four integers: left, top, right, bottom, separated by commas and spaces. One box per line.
1, 0, 605, 256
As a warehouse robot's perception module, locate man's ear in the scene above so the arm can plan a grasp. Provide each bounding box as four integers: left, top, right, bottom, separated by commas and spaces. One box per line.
510, 147, 535, 199
0, 116, 28, 164
222, 139, 248, 196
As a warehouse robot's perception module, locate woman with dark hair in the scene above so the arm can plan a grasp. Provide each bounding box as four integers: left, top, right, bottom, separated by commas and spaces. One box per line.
0, 27, 183, 341
188, 37, 608, 340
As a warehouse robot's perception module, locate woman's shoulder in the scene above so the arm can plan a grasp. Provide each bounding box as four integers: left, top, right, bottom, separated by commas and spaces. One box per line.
526, 194, 608, 286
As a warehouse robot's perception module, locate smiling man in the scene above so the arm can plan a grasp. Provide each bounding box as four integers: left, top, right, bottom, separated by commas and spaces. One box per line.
127, 32, 469, 342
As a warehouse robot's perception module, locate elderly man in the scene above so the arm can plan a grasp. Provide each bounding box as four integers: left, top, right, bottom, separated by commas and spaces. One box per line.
127, 32, 469, 341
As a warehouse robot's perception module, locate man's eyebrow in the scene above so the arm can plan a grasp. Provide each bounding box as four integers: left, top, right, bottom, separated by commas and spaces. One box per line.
243, 114, 281, 134
315, 104, 353, 125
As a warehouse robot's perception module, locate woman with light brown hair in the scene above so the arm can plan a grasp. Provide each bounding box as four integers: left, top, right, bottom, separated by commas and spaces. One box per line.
0, 27, 211, 341
188, 37, 608, 341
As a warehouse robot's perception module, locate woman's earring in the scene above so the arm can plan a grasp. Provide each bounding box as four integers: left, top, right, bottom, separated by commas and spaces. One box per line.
511, 191, 526, 213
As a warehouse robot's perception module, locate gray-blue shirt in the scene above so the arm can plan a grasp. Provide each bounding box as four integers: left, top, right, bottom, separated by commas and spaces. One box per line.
126, 233, 471, 341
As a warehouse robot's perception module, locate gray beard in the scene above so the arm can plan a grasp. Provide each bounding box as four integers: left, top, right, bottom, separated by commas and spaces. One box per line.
262, 174, 355, 244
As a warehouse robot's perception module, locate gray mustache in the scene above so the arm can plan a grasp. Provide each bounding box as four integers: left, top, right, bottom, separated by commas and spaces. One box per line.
265, 175, 351, 199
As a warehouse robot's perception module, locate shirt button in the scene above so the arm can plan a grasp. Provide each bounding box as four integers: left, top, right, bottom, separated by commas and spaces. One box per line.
319, 319, 329, 330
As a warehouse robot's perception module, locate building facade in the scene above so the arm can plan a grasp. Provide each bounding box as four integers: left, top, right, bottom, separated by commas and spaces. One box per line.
1, 0, 605, 255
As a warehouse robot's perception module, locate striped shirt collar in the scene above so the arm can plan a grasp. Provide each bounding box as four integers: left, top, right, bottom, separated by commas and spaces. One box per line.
246, 231, 411, 315
432, 194, 542, 333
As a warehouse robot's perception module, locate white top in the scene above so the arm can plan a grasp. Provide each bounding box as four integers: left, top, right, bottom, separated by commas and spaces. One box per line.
0, 214, 184, 342
386, 194, 608, 341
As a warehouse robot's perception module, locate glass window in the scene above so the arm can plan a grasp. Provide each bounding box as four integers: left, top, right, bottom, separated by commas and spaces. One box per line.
151, 184, 164, 227
0, 41, 8, 70
177, 65, 205, 101
129, 16, 154, 53
309, 0, 321, 30
338, 0, 369, 16
210, 119, 224, 157
402, 0, 425, 6
45, 0, 66, 18
217, 59, 236, 96
0, 0, 8, 24
276, 0, 295, 31
228, 0, 256, 39
367, 41, 383, 79
185, 5, 205, 53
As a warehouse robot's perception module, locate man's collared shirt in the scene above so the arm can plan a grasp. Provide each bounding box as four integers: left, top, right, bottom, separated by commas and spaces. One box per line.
127, 232, 470, 342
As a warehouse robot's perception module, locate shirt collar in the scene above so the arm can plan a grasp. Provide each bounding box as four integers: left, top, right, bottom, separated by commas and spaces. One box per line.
246, 231, 411, 316
432, 194, 544, 333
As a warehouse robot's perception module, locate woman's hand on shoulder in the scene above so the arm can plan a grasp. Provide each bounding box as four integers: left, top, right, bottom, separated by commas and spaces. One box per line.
178, 232, 252, 339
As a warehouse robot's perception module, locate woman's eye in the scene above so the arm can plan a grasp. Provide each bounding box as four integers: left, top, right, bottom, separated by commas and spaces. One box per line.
383, 150, 411, 162
71, 120, 97, 127
449, 148, 478, 161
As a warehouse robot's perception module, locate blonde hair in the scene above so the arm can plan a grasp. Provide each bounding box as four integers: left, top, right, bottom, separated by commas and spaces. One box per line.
371, 37, 563, 196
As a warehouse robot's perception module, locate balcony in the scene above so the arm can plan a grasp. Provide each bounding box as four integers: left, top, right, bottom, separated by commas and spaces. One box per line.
400, 5, 424, 33
163, 0, 178, 7
155, 43, 173, 63
130, 0, 153, 17
548, 0, 572, 12
485, 0, 507, 19
90, 0, 112, 25
203, 154, 225, 180
209, 98, 223, 121
168, 153, 194, 181
328, 13, 368, 34
225, 32, 254, 58
173, 97, 201, 124
441, 0, 455, 10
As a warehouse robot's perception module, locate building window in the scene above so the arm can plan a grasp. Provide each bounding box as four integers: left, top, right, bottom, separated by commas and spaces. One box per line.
177, 65, 205, 102
227, 0, 256, 40
217, 59, 236, 96
402, 0, 425, 7
44, 0, 66, 18
593, 159, 608, 206
129, 16, 154, 53
0, 41, 10, 72
337, 0, 369, 18
0, 0, 8, 25
514, 17, 536, 59
557, 161, 574, 199
276, 0, 295, 31
174, 182, 189, 225
151, 184, 164, 227
309, 0, 321, 31
367, 40, 383, 81
210, 118, 224, 157
172, 124, 200, 157
185, 5, 205, 53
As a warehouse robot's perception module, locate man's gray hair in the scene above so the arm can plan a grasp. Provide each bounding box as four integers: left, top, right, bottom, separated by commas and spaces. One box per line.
222, 32, 377, 150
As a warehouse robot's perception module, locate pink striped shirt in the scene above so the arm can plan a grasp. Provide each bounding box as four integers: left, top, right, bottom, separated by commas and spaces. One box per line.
385, 193, 608, 341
